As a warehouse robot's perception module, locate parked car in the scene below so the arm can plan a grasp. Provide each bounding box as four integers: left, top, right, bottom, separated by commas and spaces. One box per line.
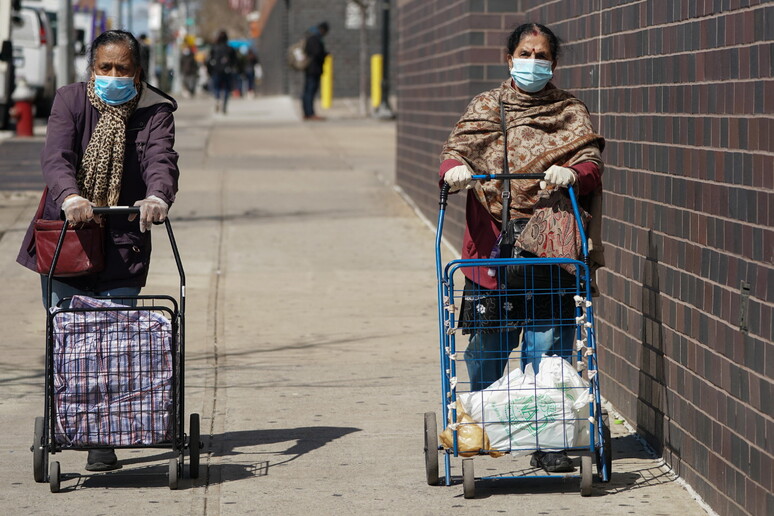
0, 0, 21, 129
11, 5, 54, 116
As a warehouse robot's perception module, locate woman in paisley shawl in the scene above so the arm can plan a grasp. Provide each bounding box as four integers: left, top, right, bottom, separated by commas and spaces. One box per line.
439, 23, 605, 473
17, 30, 179, 472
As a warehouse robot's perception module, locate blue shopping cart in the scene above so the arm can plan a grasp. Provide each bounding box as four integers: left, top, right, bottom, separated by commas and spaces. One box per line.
424, 174, 612, 498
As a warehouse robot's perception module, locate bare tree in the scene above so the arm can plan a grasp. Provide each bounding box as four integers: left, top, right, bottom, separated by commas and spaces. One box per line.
198, 0, 251, 43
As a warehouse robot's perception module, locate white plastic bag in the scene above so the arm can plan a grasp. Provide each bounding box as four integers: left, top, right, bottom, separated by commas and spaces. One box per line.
459, 357, 590, 452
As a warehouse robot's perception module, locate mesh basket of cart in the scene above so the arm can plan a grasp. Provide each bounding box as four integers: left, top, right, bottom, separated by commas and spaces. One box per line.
425, 175, 612, 499
31, 207, 201, 492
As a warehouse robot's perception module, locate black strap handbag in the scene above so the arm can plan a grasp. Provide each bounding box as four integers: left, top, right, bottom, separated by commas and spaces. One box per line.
495, 101, 575, 291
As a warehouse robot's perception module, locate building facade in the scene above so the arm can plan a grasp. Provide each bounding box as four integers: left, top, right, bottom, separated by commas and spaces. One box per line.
394, 1, 773, 515
254, 0, 396, 103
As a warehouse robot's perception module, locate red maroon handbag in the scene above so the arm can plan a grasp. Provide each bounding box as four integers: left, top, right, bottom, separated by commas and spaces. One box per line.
32, 187, 105, 277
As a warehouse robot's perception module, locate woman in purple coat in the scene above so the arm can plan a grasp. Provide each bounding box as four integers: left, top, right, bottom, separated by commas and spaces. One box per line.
16, 30, 179, 471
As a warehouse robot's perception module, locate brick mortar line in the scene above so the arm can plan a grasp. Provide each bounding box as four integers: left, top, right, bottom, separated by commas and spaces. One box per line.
599, 111, 774, 120
597, 269, 774, 363
604, 144, 774, 161
658, 428, 755, 516
598, 262, 774, 350
563, 39, 774, 62
560, 2, 770, 44
596, 313, 774, 436
604, 189, 774, 230
599, 334, 774, 495
595, 367, 722, 515
600, 238, 774, 302
604, 165, 774, 190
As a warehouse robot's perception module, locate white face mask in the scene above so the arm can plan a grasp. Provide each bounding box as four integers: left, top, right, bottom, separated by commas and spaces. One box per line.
509, 58, 553, 93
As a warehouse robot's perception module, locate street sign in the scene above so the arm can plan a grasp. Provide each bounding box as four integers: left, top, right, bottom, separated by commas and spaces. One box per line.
147, 2, 160, 31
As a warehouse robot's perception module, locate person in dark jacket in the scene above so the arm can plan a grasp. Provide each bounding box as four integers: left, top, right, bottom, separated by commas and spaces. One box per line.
207, 30, 238, 114
16, 30, 179, 472
138, 33, 151, 79
301, 21, 329, 120
180, 43, 198, 98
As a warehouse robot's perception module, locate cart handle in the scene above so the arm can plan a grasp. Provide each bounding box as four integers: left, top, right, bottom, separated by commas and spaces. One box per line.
91, 206, 140, 215
470, 173, 544, 180
436, 172, 589, 273
46, 207, 185, 314
439, 173, 544, 207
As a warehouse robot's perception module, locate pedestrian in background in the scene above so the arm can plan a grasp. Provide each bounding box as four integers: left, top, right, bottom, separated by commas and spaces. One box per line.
207, 30, 238, 114
439, 22, 605, 474
243, 48, 259, 98
16, 29, 180, 472
138, 33, 151, 82
180, 42, 198, 98
301, 21, 329, 121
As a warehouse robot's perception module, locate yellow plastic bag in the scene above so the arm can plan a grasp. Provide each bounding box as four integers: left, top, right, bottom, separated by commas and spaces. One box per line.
439, 401, 504, 458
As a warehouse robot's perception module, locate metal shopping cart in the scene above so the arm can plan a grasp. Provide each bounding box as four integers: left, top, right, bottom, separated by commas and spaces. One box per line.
424, 174, 611, 498
31, 207, 201, 492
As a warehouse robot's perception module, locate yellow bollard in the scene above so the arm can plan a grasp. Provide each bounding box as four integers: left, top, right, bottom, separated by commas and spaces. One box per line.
371, 54, 383, 108
321, 55, 333, 109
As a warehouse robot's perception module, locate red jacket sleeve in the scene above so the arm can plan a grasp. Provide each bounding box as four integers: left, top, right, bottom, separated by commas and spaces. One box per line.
569, 161, 602, 196
438, 158, 463, 189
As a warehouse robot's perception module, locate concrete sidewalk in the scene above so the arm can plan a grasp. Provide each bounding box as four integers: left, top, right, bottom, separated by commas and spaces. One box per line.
0, 94, 711, 515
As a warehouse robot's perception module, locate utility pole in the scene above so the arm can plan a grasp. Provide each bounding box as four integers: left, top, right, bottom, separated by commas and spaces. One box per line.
56, 0, 74, 87
158, 4, 169, 91
374, 0, 394, 119
113, 0, 123, 29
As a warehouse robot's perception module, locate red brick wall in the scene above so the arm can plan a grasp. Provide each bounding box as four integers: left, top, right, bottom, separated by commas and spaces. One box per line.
396, 1, 774, 514
395, 0, 524, 245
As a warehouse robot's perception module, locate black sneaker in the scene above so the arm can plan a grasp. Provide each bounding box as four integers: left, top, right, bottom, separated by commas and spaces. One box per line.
85, 449, 121, 471
530, 450, 575, 473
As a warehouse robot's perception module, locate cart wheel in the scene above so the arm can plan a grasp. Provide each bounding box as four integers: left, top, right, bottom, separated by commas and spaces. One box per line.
462, 458, 475, 499
169, 457, 180, 490
188, 413, 200, 479
33, 416, 47, 483
423, 412, 439, 485
49, 461, 60, 493
580, 456, 592, 497
595, 418, 612, 483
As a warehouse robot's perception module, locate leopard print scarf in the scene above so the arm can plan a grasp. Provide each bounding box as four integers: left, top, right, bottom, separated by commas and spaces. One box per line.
77, 78, 142, 206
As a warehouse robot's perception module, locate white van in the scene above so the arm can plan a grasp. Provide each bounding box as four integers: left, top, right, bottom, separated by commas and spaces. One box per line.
0, 0, 19, 129
11, 5, 54, 115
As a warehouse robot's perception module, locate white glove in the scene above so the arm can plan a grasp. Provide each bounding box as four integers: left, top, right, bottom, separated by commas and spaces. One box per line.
542, 164, 577, 189
61, 195, 95, 224
130, 195, 168, 233
444, 165, 474, 192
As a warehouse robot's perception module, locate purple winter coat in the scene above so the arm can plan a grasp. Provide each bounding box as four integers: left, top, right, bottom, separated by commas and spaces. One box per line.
16, 81, 180, 290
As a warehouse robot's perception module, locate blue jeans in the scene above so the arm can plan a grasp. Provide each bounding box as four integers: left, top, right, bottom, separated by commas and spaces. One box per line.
464, 324, 575, 391
40, 276, 140, 309
302, 73, 321, 117
211, 73, 232, 112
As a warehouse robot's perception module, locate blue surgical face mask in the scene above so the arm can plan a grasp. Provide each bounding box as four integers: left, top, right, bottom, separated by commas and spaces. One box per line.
509, 58, 553, 93
93, 75, 138, 105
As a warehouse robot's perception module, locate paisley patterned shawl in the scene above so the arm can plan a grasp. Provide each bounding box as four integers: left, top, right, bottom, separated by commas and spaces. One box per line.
441, 80, 607, 270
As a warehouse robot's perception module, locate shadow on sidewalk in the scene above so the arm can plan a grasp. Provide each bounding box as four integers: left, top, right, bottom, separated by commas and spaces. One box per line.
436, 434, 674, 499
59, 426, 361, 491
210, 426, 362, 461
202, 426, 363, 486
